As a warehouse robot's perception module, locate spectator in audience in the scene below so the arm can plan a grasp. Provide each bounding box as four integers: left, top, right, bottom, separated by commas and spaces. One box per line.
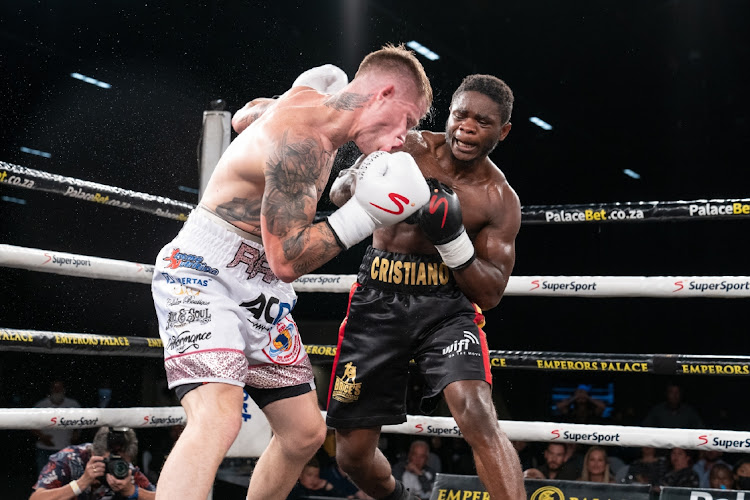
513, 441, 541, 471
563, 443, 585, 478
287, 457, 347, 499
709, 463, 735, 490
32, 380, 81, 474
555, 384, 606, 424
392, 440, 436, 500
734, 456, 750, 491
660, 447, 700, 488
524, 442, 579, 480
31, 426, 156, 499
643, 382, 704, 429
579, 446, 616, 483
693, 450, 731, 488
619, 446, 668, 485
320, 457, 373, 499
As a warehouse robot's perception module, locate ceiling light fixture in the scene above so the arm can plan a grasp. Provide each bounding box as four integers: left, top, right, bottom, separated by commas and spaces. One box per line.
178, 186, 199, 195
529, 116, 553, 131
70, 72, 111, 89
2, 196, 27, 205
20, 146, 52, 158
623, 169, 641, 179
406, 41, 439, 61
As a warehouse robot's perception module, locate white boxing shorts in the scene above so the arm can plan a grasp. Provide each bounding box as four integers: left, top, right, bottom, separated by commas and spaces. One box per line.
151, 205, 314, 392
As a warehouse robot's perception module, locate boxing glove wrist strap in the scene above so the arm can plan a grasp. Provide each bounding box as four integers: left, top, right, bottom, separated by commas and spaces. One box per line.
436, 231, 476, 270
326, 199, 377, 249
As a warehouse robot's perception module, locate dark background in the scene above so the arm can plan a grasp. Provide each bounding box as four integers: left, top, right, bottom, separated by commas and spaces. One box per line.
1, 0, 748, 494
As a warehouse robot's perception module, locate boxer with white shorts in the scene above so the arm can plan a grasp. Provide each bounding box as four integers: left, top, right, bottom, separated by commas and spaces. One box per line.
151, 45, 433, 500
152, 205, 314, 406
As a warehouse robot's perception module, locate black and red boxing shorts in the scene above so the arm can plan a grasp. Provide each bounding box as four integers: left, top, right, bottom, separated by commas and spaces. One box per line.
325, 246, 491, 429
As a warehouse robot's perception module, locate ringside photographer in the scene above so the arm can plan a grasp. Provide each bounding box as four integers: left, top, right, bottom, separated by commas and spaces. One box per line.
30, 426, 155, 500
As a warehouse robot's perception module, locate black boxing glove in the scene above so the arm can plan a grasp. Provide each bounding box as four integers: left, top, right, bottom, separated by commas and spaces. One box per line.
415, 179, 476, 270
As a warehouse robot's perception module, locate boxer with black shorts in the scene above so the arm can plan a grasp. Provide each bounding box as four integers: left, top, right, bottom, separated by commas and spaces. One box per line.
328, 75, 526, 500
152, 45, 433, 500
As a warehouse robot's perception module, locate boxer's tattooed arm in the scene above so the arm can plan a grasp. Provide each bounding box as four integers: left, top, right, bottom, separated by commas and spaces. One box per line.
324, 92, 372, 111
263, 131, 341, 273
232, 98, 275, 133
215, 198, 262, 227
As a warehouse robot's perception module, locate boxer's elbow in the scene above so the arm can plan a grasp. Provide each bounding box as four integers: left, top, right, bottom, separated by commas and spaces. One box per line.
464, 284, 504, 311
265, 247, 299, 283
270, 260, 300, 284
474, 292, 502, 312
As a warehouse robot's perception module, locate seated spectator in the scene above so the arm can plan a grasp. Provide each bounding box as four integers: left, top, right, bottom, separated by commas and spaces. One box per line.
320, 458, 373, 499
563, 443, 585, 478
709, 463, 735, 490
513, 441, 541, 471
660, 447, 700, 488
32, 380, 81, 474
31, 426, 156, 499
287, 457, 347, 499
619, 446, 668, 485
555, 385, 606, 424
579, 446, 616, 483
734, 456, 750, 491
693, 450, 731, 488
392, 440, 436, 500
642, 382, 704, 429
523, 442, 579, 481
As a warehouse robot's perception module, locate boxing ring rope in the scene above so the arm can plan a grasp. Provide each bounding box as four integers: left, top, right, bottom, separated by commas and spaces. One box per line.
1, 406, 748, 453
3, 244, 750, 298
4, 160, 750, 225
3, 328, 750, 377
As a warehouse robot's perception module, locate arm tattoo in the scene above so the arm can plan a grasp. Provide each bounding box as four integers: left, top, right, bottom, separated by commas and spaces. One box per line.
215, 198, 262, 226
263, 131, 334, 262
324, 92, 372, 111
288, 225, 342, 275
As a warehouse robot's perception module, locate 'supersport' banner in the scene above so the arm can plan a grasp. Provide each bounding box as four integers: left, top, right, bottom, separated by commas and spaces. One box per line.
429, 474, 650, 500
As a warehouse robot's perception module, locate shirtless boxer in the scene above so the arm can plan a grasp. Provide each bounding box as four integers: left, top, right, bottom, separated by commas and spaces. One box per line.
327, 74, 525, 500
151, 45, 432, 500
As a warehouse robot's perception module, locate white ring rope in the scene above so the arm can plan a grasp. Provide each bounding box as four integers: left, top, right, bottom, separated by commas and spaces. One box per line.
1, 407, 747, 453
3, 244, 750, 298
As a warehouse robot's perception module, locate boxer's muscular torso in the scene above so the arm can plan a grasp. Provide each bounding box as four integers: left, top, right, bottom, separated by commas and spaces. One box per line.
374, 130, 513, 255
201, 88, 337, 238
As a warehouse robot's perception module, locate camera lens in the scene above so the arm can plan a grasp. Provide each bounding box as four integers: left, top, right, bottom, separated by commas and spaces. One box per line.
106, 456, 130, 480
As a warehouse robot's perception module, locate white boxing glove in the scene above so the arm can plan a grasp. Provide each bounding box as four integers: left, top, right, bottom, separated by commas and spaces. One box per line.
293, 64, 348, 94
327, 151, 430, 249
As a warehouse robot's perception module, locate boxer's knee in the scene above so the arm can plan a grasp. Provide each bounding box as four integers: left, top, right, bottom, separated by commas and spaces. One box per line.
181, 383, 244, 447
446, 383, 500, 446
277, 418, 327, 460
334, 433, 382, 480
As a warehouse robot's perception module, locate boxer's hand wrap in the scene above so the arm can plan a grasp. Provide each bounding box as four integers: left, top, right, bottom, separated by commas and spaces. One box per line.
415, 179, 476, 270
327, 152, 430, 249
293, 64, 348, 94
